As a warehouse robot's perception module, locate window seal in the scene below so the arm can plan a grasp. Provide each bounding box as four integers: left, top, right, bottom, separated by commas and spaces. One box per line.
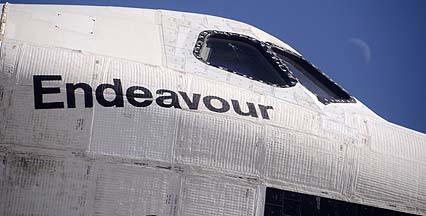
193, 30, 356, 104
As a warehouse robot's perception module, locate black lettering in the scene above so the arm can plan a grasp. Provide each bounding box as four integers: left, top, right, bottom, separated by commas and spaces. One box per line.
258, 105, 273, 120
126, 86, 153, 107
231, 100, 258, 118
95, 79, 124, 107
156, 89, 181, 108
33, 75, 64, 109
179, 91, 201, 110
203, 96, 230, 113
66, 83, 93, 108
33, 75, 274, 120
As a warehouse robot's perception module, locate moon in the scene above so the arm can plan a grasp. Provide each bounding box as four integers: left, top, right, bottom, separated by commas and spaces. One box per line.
348, 38, 371, 64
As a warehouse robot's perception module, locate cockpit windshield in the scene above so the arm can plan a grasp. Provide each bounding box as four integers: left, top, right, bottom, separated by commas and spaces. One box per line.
194, 30, 355, 104
200, 37, 287, 86
274, 50, 339, 99
272, 48, 354, 103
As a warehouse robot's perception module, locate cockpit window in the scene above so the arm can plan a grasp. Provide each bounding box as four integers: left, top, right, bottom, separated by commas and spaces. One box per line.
193, 30, 355, 104
272, 48, 355, 103
275, 52, 339, 99
200, 38, 288, 86
194, 31, 297, 88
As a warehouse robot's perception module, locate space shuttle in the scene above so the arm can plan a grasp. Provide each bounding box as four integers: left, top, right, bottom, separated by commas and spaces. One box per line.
0, 3, 425, 216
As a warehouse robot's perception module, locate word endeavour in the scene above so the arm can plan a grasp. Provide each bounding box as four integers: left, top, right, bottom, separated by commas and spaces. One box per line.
33, 75, 274, 120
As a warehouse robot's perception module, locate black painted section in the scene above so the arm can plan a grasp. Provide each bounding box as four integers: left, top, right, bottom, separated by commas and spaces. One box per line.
126, 86, 153, 107
156, 89, 181, 109
231, 99, 258, 118
32, 75, 275, 120
203, 95, 230, 113
95, 79, 124, 107
66, 82, 93, 108
264, 187, 418, 216
33, 75, 64, 109
179, 91, 201, 110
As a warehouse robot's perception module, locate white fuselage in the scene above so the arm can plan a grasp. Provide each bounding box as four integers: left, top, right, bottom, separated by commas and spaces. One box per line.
0, 3, 425, 216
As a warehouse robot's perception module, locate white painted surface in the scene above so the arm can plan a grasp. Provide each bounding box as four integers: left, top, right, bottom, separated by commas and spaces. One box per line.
4, 4, 162, 65
0, 3, 425, 216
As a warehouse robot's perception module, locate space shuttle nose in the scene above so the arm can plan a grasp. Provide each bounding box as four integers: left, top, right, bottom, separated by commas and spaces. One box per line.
0, 3, 425, 216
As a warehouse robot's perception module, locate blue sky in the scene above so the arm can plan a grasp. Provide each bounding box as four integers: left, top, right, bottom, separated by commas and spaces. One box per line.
3, 0, 426, 133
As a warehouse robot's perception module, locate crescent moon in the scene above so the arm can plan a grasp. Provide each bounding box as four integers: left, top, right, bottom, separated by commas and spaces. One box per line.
348, 38, 371, 64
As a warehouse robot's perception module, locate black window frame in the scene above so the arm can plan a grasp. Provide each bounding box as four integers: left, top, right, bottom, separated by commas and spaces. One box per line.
193, 30, 356, 104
